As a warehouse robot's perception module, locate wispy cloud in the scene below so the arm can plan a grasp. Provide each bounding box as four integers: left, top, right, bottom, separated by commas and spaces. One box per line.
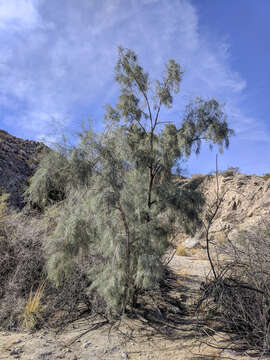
0, 0, 44, 30
0, 0, 264, 144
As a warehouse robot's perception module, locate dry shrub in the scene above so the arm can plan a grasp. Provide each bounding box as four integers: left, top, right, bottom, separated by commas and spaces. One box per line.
221, 166, 240, 177
198, 220, 270, 355
263, 173, 270, 181
0, 212, 47, 329
0, 211, 102, 330
176, 244, 188, 256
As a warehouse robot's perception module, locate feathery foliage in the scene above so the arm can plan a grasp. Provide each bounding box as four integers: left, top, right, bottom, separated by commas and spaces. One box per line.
24, 135, 95, 210
28, 47, 233, 314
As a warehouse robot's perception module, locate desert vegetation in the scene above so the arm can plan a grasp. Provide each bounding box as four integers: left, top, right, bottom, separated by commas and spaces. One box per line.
263, 173, 270, 181
26, 47, 231, 315
1, 47, 270, 358
198, 221, 270, 355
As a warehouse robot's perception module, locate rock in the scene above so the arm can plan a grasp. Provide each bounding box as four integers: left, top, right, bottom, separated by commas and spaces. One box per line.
13, 339, 22, 345
196, 229, 205, 239
56, 354, 65, 359
221, 349, 238, 357
223, 176, 233, 182
180, 172, 270, 242
170, 305, 181, 314
182, 236, 200, 249
237, 181, 245, 187
9, 347, 23, 358
10, 346, 23, 355
83, 341, 91, 349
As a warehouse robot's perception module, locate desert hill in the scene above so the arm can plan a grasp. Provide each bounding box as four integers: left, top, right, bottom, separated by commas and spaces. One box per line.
0, 130, 47, 208
177, 171, 270, 245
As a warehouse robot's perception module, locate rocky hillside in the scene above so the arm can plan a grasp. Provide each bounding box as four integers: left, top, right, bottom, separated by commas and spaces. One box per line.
0, 130, 47, 208
178, 171, 270, 245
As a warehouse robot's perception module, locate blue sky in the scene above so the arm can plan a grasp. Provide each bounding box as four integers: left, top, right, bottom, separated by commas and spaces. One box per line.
0, 0, 269, 175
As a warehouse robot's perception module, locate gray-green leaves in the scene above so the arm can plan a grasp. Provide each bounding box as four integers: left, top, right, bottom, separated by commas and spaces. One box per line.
26, 47, 233, 315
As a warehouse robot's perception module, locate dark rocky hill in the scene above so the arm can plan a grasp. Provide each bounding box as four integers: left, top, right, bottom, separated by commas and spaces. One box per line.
0, 130, 47, 208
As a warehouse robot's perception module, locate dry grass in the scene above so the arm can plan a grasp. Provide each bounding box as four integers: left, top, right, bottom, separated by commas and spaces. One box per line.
0, 192, 9, 218
190, 247, 205, 258
176, 244, 189, 256
214, 232, 226, 245
22, 281, 45, 330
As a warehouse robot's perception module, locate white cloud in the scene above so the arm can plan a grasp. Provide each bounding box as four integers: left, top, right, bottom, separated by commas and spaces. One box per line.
0, 0, 44, 30
0, 0, 263, 143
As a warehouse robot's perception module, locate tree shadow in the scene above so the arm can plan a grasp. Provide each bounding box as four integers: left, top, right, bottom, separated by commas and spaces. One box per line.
132, 268, 206, 341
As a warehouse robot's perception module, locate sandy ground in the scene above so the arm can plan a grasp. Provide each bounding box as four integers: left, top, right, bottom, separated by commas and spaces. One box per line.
0, 255, 265, 360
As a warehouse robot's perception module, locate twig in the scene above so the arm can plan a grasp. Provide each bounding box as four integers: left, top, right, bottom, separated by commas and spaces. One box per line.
66, 320, 108, 346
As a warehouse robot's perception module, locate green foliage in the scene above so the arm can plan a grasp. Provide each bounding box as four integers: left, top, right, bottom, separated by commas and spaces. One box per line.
24, 136, 95, 210
179, 97, 233, 156
24, 150, 67, 209
32, 47, 233, 315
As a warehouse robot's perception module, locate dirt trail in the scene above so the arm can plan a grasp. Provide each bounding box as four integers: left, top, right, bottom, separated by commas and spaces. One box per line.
0, 256, 259, 360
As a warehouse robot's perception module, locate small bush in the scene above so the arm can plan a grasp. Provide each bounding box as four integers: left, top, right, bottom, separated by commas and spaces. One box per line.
263, 173, 270, 181
198, 221, 270, 354
221, 166, 240, 177
226, 166, 240, 173
0, 211, 101, 330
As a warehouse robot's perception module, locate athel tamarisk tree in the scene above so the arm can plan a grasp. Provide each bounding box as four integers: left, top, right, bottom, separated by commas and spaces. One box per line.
26, 47, 233, 315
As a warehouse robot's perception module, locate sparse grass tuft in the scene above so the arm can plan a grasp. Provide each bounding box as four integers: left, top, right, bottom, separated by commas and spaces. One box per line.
22, 281, 45, 330
176, 244, 188, 256
0, 191, 9, 218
